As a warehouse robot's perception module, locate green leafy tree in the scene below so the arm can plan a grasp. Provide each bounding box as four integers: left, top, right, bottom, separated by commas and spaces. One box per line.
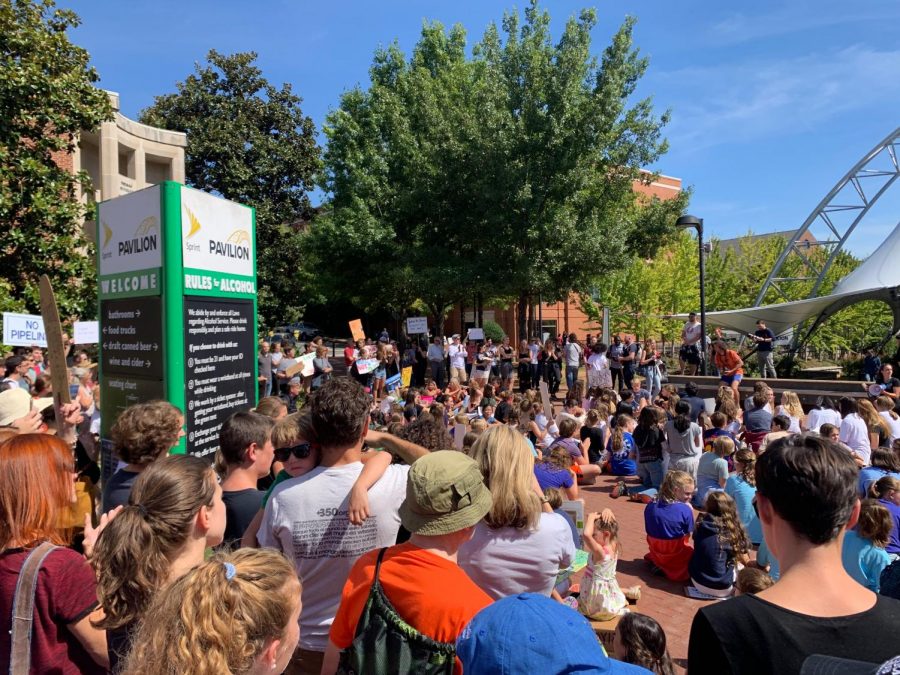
315, 2, 685, 337
0, 0, 112, 318
140, 50, 320, 327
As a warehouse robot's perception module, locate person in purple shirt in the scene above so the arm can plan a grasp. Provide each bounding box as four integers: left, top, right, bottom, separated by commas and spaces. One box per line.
534, 446, 578, 500
869, 476, 900, 555
644, 470, 695, 581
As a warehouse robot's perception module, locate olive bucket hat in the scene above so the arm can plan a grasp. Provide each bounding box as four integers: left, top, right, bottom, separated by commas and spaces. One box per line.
399, 450, 493, 536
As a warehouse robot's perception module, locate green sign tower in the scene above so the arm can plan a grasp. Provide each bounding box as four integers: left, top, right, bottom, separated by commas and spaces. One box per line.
97, 182, 257, 468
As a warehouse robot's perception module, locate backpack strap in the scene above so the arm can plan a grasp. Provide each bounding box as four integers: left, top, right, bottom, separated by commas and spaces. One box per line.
372, 547, 388, 582
9, 542, 58, 675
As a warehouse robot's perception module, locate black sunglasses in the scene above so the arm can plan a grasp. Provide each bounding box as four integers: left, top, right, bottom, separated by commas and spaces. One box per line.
274, 442, 312, 463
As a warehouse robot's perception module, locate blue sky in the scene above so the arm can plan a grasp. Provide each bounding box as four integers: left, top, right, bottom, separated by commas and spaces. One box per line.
67, 0, 900, 257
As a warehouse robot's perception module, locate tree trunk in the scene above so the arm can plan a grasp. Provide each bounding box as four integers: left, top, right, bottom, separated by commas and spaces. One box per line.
517, 290, 528, 344
527, 295, 535, 340
476, 293, 483, 328
459, 300, 466, 336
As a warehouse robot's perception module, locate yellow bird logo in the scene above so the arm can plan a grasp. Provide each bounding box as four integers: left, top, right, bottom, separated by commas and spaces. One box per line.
101, 221, 113, 249
185, 208, 202, 238
226, 230, 251, 245
135, 216, 158, 235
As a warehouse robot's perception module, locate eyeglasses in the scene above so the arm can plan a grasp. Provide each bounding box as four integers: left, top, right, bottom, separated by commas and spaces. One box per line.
274, 442, 312, 463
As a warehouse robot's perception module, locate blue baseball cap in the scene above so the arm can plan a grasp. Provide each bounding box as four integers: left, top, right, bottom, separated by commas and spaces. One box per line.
456, 593, 652, 675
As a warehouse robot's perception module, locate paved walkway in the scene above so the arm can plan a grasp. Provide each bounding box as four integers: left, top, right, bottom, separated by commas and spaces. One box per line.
576, 474, 711, 673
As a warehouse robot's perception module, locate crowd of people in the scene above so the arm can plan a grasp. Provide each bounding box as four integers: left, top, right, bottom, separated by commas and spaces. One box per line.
2, 323, 900, 674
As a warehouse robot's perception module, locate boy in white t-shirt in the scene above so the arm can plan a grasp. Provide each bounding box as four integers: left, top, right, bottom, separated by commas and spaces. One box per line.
259, 378, 430, 675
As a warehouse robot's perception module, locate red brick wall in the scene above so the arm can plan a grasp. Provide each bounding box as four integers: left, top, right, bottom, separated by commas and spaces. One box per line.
50, 147, 74, 173
451, 173, 683, 343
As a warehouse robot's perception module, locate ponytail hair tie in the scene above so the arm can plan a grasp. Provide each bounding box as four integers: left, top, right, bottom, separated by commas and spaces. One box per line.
135, 504, 148, 518
223, 562, 237, 580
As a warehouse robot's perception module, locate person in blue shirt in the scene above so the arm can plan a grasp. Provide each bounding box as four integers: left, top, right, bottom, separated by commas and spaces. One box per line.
858, 447, 900, 498
607, 414, 637, 477
725, 448, 763, 545
842, 499, 893, 592
864, 348, 883, 383
694, 436, 734, 509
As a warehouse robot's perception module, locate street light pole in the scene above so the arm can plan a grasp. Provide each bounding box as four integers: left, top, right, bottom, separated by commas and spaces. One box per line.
676, 215, 707, 375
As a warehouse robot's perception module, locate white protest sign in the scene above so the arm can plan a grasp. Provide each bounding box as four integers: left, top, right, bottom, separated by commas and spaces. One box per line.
356, 358, 379, 375
406, 316, 428, 334
73, 321, 99, 345
2, 313, 47, 347
299, 351, 316, 377
468, 327, 485, 340
539, 381, 554, 422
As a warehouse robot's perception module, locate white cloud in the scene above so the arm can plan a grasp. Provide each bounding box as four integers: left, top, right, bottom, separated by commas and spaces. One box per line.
707, 2, 900, 45
656, 45, 900, 152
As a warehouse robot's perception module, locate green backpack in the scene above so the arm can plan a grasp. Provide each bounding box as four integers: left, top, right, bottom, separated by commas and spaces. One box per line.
337, 548, 456, 675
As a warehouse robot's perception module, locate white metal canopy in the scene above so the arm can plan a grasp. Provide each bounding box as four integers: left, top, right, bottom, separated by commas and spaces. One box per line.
675, 219, 900, 338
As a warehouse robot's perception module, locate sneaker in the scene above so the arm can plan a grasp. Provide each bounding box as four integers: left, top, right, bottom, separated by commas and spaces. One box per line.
611, 481, 627, 499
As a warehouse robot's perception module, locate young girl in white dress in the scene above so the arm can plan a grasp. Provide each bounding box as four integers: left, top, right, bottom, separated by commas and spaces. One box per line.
578, 509, 640, 620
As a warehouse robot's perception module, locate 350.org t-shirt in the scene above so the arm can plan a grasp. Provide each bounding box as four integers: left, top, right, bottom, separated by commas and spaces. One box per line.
259, 462, 409, 652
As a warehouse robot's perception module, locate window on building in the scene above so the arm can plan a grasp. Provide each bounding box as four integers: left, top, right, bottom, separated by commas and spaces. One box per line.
145, 154, 172, 184
118, 144, 135, 179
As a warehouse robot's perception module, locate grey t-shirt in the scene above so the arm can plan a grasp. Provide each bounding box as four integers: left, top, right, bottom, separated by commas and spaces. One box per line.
258, 352, 273, 380
259, 462, 410, 652
458, 513, 576, 600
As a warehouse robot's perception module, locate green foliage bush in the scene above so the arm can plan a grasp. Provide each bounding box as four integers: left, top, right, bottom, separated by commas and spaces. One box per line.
482, 320, 505, 343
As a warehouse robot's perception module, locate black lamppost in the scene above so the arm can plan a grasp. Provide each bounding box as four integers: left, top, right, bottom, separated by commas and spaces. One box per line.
676, 214, 707, 375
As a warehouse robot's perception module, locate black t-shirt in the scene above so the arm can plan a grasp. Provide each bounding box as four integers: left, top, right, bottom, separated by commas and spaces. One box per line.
632, 425, 663, 463
754, 328, 775, 352
688, 593, 900, 675
875, 374, 900, 391
101, 469, 140, 512
221, 488, 263, 548
495, 401, 513, 424
580, 425, 605, 464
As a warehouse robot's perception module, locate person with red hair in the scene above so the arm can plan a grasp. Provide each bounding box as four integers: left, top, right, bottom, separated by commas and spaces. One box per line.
0, 434, 112, 673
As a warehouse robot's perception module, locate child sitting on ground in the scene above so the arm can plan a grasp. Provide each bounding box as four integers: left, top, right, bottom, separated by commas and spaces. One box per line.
607, 414, 637, 496
734, 567, 774, 595
689, 492, 751, 598
644, 470, 695, 581
579, 509, 640, 620
842, 499, 893, 592
613, 612, 676, 675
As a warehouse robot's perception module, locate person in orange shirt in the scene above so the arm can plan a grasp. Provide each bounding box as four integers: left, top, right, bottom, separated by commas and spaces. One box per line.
713, 340, 744, 406
322, 451, 494, 675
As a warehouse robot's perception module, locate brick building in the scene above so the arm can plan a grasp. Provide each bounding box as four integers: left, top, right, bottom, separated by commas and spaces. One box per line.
445, 172, 683, 343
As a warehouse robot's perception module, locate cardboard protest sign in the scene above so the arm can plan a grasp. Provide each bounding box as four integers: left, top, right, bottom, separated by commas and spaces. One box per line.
468, 327, 484, 340
539, 381, 554, 421
401, 366, 412, 387
349, 319, 365, 342
285, 352, 316, 378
